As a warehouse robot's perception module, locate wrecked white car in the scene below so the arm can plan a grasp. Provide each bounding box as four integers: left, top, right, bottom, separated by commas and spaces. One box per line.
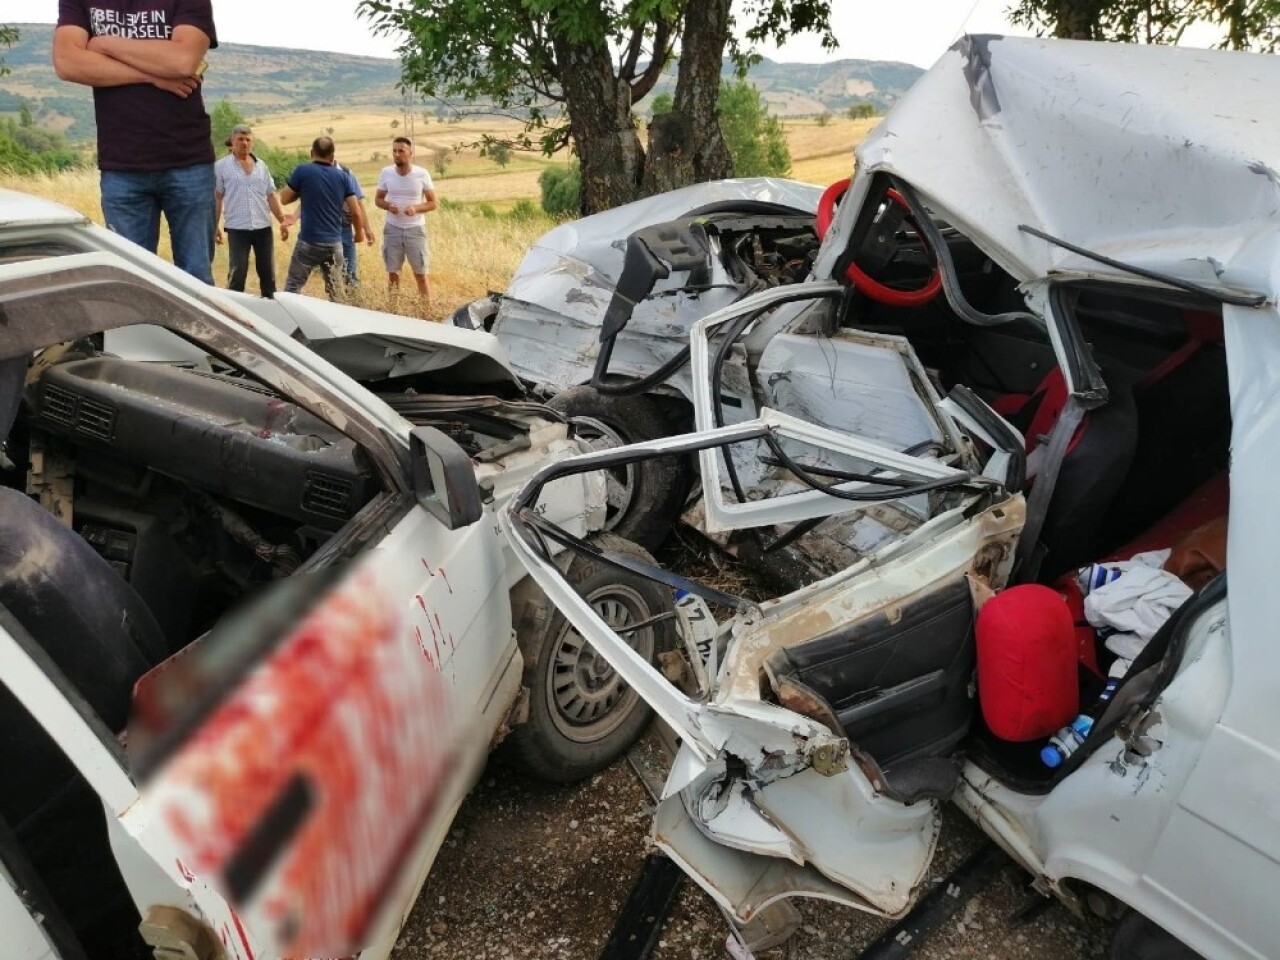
0, 194, 677, 959
469, 177, 823, 549
502, 36, 1280, 960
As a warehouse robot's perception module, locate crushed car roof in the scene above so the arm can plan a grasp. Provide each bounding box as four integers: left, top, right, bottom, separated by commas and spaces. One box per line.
849, 36, 1280, 296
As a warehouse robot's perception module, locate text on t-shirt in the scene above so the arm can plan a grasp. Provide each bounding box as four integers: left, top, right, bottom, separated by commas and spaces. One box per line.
89, 7, 173, 38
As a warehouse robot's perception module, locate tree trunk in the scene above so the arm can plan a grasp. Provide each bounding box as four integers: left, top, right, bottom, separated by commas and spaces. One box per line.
1050, 0, 1100, 39
644, 0, 733, 194
553, 34, 645, 215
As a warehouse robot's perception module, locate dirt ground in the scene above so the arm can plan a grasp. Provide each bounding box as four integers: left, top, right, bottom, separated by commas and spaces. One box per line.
394, 741, 1113, 960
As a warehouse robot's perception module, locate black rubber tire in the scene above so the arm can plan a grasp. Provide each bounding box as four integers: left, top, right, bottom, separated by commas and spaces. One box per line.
546, 386, 690, 552
508, 534, 677, 783
1110, 911, 1205, 960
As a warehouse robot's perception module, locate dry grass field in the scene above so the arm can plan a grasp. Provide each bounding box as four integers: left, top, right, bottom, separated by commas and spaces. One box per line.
0, 114, 871, 320
0, 167, 552, 320
253, 110, 873, 210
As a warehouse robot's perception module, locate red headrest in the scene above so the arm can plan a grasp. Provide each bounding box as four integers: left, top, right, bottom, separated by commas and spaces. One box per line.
976, 584, 1080, 742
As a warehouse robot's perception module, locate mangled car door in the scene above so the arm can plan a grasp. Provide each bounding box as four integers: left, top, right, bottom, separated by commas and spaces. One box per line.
500, 280, 1024, 923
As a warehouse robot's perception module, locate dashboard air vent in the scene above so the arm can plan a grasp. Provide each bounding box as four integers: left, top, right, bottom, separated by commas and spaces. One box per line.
303, 472, 355, 520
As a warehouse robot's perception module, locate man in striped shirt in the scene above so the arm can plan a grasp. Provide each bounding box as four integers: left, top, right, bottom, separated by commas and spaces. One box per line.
214, 124, 289, 297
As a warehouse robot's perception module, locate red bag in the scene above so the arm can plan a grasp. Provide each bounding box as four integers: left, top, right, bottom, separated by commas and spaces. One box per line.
976, 584, 1080, 742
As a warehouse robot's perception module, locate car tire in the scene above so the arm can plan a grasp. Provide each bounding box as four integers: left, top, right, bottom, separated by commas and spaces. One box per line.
546, 386, 690, 551
508, 534, 677, 783
1110, 911, 1205, 960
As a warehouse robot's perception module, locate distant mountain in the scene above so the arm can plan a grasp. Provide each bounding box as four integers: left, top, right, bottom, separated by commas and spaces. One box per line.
0, 24, 923, 141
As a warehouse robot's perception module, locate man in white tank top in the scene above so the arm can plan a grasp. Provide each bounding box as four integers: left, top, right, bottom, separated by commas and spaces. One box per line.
375, 136, 437, 310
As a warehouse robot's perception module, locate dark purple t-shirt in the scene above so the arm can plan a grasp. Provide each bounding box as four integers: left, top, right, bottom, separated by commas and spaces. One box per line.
57, 0, 218, 172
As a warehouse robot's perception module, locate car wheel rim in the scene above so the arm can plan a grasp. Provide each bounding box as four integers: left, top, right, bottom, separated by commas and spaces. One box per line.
546, 584, 653, 743
567, 416, 635, 530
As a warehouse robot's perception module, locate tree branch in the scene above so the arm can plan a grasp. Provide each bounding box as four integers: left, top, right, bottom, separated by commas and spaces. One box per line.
619, 23, 645, 80
630, 18, 672, 101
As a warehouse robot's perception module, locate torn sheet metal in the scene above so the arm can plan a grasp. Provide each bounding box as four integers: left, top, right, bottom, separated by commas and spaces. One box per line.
491, 178, 822, 392
651, 788, 899, 923
677, 284, 975, 534
756, 332, 945, 455
501, 416, 1021, 921
269, 293, 522, 385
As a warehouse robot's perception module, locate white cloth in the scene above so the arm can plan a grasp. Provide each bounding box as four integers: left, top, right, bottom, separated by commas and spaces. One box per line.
1083, 556, 1191, 679
377, 164, 433, 229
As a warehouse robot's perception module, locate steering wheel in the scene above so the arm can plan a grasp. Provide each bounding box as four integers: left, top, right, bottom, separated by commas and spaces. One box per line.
817, 177, 943, 308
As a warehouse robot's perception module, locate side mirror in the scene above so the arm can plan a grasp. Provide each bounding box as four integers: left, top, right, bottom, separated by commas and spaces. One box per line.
409, 426, 483, 530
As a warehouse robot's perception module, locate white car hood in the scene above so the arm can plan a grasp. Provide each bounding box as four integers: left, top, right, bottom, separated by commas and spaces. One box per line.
242, 292, 522, 385
836, 35, 1280, 296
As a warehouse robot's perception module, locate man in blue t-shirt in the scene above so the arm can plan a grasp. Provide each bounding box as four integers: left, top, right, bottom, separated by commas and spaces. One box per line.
278, 137, 363, 300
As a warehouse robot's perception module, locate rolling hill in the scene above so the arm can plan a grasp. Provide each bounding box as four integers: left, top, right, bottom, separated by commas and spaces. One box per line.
0, 23, 922, 142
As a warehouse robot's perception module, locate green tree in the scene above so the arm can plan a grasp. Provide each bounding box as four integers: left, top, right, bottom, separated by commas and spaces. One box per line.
846, 102, 876, 120
1010, 0, 1279, 50
488, 141, 512, 168
358, 0, 835, 214
432, 146, 451, 177
539, 162, 582, 218
718, 79, 790, 178
0, 25, 17, 77
815, 111, 831, 127
210, 98, 245, 152
0, 116, 82, 175
649, 92, 673, 117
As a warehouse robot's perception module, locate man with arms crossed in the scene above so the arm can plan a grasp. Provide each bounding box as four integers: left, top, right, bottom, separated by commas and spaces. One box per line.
54, 0, 218, 283
215, 124, 289, 297
279, 137, 364, 301
376, 137, 437, 309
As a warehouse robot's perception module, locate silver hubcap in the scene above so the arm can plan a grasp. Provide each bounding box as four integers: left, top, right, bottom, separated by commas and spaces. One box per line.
547, 585, 652, 743
569, 416, 635, 527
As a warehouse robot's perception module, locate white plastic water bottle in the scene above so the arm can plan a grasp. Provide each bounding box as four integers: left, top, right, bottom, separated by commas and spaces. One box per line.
1041, 678, 1121, 768
1041, 715, 1094, 768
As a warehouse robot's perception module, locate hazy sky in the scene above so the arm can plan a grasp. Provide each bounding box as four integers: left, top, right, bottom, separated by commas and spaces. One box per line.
4, 1, 1038, 68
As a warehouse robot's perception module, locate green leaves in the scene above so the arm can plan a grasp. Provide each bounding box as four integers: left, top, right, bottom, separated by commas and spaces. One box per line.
0, 24, 18, 77
358, 1, 831, 211
1009, 0, 1279, 50
718, 79, 790, 178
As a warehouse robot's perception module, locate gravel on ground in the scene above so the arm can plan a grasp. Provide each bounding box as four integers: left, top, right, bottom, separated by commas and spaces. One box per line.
394, 746, 1112, 960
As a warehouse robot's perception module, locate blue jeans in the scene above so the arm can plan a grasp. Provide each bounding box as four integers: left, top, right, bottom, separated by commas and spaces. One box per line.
285, 240, 345, 300
341, 224, 357, 284
100, 164, 216, 284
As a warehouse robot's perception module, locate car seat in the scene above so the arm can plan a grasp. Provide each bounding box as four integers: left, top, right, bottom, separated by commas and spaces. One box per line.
994, 367, 1139, 581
